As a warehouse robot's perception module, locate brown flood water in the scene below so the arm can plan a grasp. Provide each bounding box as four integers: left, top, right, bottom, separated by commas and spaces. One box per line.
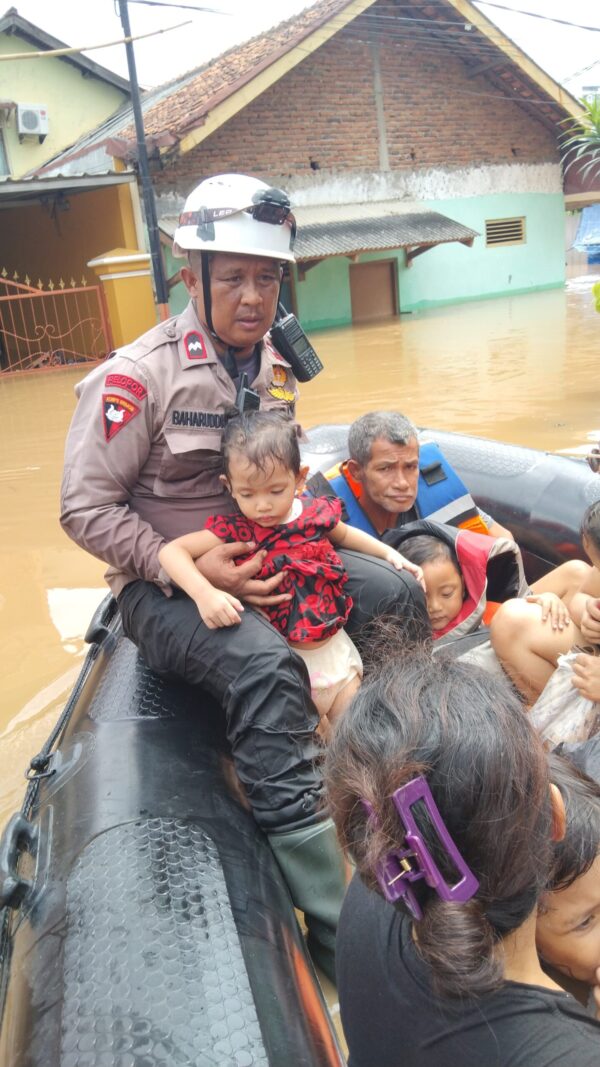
1, 273, 599, 829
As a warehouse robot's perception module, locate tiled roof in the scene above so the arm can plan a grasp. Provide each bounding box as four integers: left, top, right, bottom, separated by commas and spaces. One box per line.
34, 0, 582, 177
35, 0, 352, 175
0, 171, 135, 203
293, 211, 479, 259
157, 208, 479, 261
118, 0, 351, 141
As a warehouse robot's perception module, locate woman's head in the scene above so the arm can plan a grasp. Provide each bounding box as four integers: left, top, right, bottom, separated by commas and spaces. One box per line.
581, 501, 600, 569
324, 651, 554, 998
400, 536, 465, 632
536, 753, 600, 986
220, 410, 308, 527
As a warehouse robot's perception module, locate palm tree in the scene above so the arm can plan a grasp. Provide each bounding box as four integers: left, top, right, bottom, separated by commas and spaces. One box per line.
561, 97, 600, 182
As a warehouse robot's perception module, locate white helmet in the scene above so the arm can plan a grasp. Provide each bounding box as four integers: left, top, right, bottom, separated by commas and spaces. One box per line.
173, 173, 296, 262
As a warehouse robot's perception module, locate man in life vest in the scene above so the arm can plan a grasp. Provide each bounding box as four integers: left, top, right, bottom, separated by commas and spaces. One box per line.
323, 411, 513, 540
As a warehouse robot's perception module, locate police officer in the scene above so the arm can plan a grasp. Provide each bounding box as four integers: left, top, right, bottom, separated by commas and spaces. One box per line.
60, 173, 427, 981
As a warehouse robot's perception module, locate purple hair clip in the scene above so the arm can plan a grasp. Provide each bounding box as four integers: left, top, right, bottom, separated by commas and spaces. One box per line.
363, 776, 479, 920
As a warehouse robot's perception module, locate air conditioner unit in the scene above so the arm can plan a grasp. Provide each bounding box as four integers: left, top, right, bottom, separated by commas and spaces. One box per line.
17, 104, 49, 141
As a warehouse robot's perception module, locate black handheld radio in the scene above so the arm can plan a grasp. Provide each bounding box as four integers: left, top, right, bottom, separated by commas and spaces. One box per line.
235, 372, 260, 414
270, 303, 324, 382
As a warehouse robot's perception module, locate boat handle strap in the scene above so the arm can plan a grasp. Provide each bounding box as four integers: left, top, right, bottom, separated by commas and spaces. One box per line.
0, 813, 38, 910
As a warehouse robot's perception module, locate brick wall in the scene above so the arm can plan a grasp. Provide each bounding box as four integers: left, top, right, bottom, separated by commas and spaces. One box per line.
153, 5, 560, 196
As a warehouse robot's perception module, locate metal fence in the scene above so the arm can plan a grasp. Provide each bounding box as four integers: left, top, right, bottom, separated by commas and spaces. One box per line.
0, 275, 112, 373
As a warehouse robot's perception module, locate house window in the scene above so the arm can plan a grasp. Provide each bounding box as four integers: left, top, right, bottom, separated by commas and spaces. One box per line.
485, 217, 526, 247
0, 130, 9, 176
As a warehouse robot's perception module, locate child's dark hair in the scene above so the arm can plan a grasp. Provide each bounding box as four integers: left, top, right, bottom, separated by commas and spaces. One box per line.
400, 534, 460, 574
581, 500, 600, 554
324, 649, 553, 999
221, 409, 301, 479
547, 751, 600, 893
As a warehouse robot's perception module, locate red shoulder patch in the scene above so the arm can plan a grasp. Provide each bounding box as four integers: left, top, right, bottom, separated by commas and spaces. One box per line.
104, 373, 147, 401
184, 330, 207, 361
102, 393, 140, 442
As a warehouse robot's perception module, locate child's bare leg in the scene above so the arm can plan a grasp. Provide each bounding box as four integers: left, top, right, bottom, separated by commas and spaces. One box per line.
530, 560, 591, 610
316, 716, 332, 743
327, 673, 362, 728
490, 599, 580, 704
311, 689, 334, 743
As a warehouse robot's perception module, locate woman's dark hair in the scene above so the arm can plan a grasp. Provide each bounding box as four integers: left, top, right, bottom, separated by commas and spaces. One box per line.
581, 500, 600, 554
221, 409, 301, 479
324, 650, 553, 999
547, 751, 600, 893
400, 534, 460, 574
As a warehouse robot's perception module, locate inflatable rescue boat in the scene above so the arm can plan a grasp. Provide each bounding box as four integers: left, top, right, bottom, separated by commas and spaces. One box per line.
1, 425, 599, 1066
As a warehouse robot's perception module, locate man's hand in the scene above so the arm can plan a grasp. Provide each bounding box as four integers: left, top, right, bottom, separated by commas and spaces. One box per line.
572, 652, 600, 703
580, 597, 600, 645
195, 541, 292, 607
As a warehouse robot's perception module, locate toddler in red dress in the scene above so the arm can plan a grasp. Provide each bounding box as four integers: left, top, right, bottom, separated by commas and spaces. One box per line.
159, 410, 423, 735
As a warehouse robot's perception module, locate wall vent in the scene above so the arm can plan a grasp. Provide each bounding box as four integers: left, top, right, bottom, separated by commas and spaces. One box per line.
485, 217, 525, 247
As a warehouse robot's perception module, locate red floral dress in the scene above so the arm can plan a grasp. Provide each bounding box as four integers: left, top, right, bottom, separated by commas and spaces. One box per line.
205, 496, 352, 642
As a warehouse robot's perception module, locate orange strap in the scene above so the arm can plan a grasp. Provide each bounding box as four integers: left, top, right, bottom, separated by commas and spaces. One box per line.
459, 514, 490, 535
482, 601, 501, 625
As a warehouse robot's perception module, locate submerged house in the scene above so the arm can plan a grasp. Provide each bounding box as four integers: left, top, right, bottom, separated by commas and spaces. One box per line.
36, 0, 584, 331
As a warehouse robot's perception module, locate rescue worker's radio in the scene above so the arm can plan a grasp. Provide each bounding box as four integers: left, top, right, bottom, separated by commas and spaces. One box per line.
270, 303, 323, 382
236, 372, 260, 414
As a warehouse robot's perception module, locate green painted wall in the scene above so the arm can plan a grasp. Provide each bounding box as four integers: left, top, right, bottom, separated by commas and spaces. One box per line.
294, 193, 565, 331
164, 244, 188, 315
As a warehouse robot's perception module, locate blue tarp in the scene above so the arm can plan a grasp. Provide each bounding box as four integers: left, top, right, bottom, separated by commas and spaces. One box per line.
573, 204, 600, 251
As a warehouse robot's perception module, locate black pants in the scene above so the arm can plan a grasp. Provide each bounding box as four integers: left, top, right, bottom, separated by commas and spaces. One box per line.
118, 550, 428, 832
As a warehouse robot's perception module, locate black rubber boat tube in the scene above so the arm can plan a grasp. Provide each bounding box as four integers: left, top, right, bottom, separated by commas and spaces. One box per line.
0, 598, 344, 1066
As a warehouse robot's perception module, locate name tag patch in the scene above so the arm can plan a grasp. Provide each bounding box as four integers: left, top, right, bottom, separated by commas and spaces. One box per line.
104, 373, 147, 401
171, 410, 225, 428
102, 393, 140, 441
184, 330, 207, 361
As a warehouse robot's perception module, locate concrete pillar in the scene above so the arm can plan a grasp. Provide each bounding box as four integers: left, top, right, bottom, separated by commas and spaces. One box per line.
87, 248, 157, 348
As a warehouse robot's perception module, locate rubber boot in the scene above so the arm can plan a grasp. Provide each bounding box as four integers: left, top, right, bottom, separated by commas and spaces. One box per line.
268, 817, 347, 984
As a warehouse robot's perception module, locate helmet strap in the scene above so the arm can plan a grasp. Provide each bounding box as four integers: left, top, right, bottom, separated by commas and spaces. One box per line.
200, 251, 215, 337
220, 346, 239, 380
200, 251, 244, 352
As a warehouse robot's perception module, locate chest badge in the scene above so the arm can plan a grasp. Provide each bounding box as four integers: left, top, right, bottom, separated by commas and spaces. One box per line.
183, 330, 207, 361
268, 364, 295, 403
102, 393, 140, 442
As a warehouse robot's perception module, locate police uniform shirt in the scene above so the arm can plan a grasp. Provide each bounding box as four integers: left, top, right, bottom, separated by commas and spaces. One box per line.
60, 301, 299, 597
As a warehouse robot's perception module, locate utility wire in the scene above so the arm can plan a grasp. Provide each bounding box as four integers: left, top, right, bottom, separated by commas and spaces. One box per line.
349, 8, 599, 40
368, 0, 600, 30
564, 59, 600, 82
342, 19, 553, 65
129, 0, 227, 11
475, 1, 600, 32
332, 13, 565, 59
350, 21, 527, 51
350, 5, 600, 43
